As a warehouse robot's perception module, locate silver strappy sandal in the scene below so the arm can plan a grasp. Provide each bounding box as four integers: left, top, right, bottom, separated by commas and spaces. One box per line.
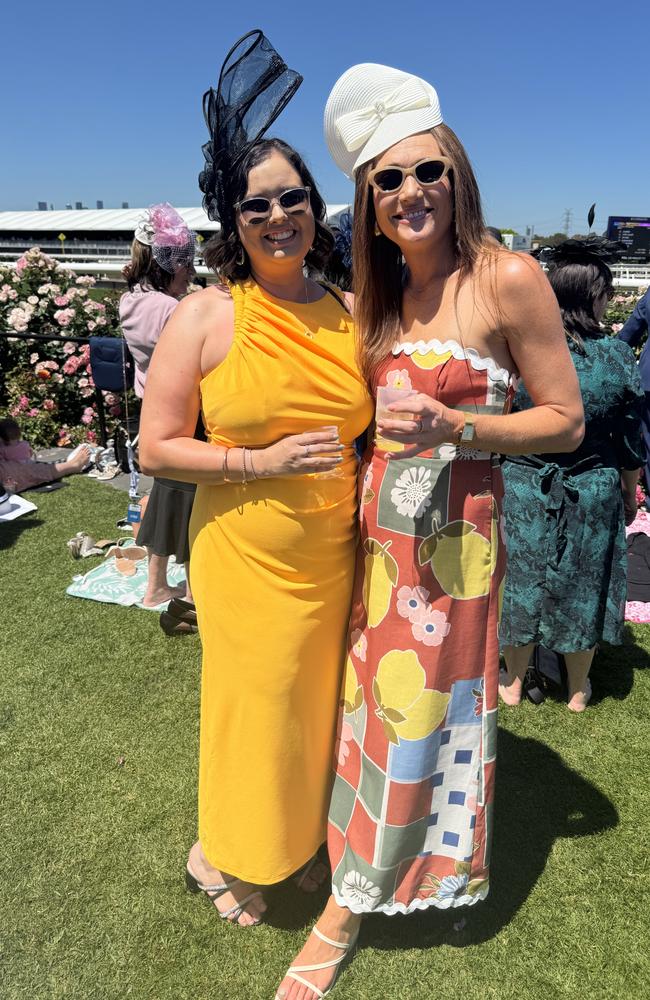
277, 926, 358, 999
185, 863, 265, 926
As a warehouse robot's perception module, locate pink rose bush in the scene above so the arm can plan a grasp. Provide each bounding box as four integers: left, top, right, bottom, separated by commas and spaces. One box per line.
602, 288, 646, 340
1, 247, 123, 446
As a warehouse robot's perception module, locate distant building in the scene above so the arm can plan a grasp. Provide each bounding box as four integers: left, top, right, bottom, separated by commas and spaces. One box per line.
502, 233, 532, 252
0, 204, 350, 265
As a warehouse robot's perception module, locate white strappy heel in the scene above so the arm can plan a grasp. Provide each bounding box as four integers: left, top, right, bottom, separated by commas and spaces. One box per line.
185, 863, 265, 925
276, 926, 358, 999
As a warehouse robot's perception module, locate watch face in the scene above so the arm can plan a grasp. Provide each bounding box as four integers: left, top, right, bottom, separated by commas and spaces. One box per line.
461, 422, 476, 443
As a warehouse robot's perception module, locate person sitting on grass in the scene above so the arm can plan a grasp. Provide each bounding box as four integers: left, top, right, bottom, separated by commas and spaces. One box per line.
0, 417, 92, 492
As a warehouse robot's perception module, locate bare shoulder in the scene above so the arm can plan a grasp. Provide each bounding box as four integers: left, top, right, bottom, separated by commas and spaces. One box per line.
171, 284, 232, 322
343, 290, 355, 314
493, 251, 549, 300
473, 249, 554, 323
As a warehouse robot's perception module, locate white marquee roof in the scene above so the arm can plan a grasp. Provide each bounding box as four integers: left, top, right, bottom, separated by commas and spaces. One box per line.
0, 205, 351, 232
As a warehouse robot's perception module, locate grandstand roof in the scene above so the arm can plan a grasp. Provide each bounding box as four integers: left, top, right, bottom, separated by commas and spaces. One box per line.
0, 205, 351, 232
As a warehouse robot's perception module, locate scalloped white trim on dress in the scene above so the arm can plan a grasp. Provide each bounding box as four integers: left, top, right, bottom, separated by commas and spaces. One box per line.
332, 880, 489, 916
392, 338, 515, 385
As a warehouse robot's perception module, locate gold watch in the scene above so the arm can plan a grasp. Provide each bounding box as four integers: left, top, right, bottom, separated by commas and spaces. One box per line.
457, 411, 476, 445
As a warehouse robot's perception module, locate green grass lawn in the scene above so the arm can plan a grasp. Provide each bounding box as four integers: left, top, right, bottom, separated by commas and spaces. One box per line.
1, 478, 649, 1000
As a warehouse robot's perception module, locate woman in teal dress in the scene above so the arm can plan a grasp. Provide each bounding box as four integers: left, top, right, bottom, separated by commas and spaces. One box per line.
499, 238, 644, 711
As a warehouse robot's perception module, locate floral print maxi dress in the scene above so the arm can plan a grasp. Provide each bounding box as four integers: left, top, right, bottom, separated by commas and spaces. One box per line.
328, 339, 516, 915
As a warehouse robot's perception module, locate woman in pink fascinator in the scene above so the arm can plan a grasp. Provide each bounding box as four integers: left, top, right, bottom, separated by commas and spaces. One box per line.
120, 202, 199, 629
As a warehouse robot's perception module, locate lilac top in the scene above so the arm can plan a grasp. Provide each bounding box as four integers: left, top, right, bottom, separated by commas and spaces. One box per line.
119, 284, 178, 398
0, 440, 32, 462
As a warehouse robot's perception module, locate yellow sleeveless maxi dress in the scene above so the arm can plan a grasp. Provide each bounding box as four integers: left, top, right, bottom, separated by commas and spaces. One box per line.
189, 280, 373, 884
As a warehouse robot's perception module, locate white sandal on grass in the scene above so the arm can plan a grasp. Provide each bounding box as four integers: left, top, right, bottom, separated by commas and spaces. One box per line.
185, 863, 265, 926
277, 926, 359, 999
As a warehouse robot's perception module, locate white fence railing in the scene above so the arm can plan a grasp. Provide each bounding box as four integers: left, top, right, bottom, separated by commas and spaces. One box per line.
1, 253, 649, 289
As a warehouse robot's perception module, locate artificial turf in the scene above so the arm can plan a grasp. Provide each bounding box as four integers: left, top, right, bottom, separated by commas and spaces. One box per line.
1, 477, 648, 999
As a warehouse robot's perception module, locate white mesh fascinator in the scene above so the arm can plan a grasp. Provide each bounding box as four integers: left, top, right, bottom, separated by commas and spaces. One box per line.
134, 204, 196, 273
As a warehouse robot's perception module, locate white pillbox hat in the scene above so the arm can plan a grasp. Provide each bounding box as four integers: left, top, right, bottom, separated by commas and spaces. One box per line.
324, 63, 443, 178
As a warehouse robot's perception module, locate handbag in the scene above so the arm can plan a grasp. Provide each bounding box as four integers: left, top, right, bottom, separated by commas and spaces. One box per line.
523, 646, 567, 704
89, 336, 134, 392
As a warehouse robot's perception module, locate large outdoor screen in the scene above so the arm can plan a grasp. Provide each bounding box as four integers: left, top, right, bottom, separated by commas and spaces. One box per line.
607, 216, 650, 262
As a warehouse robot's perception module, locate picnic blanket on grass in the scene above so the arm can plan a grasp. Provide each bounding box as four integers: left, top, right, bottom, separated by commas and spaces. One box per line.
66, 539, 185, 611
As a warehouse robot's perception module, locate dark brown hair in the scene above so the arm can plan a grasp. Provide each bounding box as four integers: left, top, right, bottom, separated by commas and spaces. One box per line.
353, 123, 495, 386
203, 138, 334, 281
546, 260, 612, 353
0, 417, 21, 444
124, 240, 174, 293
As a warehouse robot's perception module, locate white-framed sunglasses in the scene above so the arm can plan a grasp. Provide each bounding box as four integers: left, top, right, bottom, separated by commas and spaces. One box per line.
235, 186, 312, 226
367, 157, 452, 194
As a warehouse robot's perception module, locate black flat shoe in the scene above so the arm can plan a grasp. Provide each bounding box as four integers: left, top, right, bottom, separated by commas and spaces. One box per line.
167, 597, 197, 624
160, 610, 198, 636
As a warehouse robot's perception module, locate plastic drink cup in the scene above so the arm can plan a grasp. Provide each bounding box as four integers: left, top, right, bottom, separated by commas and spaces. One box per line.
376, 386, 417, 423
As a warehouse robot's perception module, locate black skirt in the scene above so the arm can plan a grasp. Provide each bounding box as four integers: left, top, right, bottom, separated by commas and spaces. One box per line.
138, 477, 196, 564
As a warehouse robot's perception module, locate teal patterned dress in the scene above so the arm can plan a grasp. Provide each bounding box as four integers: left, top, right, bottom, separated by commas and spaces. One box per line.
500, 336, 644, 653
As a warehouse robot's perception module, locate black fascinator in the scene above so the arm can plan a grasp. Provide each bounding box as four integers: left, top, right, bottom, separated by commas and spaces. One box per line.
533, 235, 623, 267
199, 30, 303, 231
322, 210, 353, 290
333, 211, 353, 274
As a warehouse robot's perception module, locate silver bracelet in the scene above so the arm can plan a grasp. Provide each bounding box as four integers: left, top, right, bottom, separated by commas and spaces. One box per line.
250, 449, 258, 480
241, 447, 248, 487
223, 448, 231, 482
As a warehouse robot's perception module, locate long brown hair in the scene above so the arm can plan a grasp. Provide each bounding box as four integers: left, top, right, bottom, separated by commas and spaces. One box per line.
353, 123, 492, 386
123, 240, 174, 293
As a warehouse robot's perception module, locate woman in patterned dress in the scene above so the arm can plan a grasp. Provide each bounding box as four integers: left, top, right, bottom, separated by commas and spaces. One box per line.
276, 63, 584, 1000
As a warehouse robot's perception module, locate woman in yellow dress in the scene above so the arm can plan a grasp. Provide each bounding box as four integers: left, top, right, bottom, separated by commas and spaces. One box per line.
139, 32, 372, 927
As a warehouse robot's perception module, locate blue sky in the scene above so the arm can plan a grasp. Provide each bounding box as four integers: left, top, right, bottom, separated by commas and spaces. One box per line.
2, 0, 648, 234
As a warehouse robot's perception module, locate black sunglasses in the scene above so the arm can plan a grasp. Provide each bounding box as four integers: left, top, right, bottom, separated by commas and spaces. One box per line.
367, 157, 452, 194
235, 186, 311, 225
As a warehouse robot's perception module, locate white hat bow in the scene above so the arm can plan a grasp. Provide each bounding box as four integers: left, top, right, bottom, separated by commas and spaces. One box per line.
335, 77, 431, 153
